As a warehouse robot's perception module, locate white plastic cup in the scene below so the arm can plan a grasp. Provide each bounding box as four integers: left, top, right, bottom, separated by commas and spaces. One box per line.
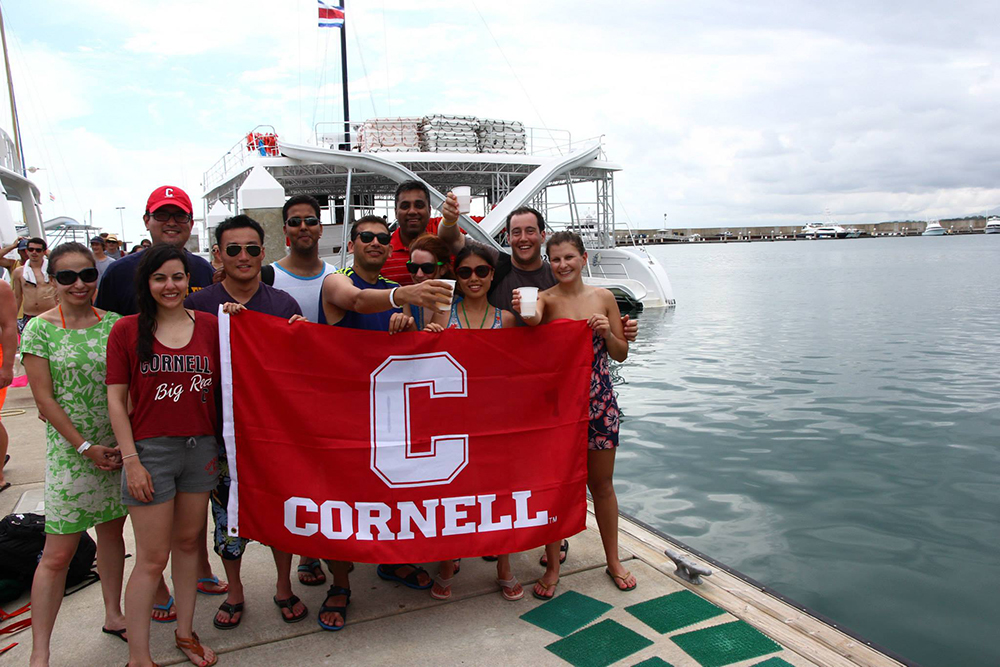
437, 279, 456, 312
517, 286, 539, 317
453, 186, 471, 214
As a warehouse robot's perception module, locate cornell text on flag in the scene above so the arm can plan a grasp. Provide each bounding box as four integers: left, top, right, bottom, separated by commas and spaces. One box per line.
318, 0, 344, 28
220, 311, 592, 564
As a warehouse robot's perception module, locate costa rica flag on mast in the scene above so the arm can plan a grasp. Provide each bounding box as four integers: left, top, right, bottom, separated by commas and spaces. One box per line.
318, 0, 345, 28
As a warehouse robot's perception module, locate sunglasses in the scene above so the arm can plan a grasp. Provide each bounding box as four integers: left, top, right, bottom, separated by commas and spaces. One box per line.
456, 265, 492, 279
357, 231, 391, 245
286, 216, 320, 228
26, 247, 44, 253
224, 243, 263, 257
406, 261, 443, 275
151, 211, 193, 223
55, 268, 99, 285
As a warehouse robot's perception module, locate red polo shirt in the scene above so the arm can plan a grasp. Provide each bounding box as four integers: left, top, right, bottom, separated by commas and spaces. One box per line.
381, 218, 444, 286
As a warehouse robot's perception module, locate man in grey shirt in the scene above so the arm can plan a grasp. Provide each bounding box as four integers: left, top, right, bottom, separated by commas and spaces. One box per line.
90, 236, 115, 283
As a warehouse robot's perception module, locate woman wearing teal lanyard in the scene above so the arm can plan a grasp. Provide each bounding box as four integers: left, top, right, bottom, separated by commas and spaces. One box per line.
20, 242, 129, 663
428, 244, 520, 602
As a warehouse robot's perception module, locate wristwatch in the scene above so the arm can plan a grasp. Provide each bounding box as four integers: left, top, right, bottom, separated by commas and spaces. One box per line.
76, 441, 92, 455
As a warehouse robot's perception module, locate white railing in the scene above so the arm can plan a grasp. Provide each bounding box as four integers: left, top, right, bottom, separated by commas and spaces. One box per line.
0, 127, 21, 175
202, 125, 278, 192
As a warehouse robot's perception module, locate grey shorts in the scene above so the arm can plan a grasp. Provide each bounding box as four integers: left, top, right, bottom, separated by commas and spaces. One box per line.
121, 435, 220, 506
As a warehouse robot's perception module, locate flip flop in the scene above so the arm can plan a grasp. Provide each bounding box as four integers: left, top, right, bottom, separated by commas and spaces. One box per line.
212, 601, 243, 630
532, 577, 559, 600
497, 576, 524, 601
196, 576, 228, 595
273, 595, 308, 623
606, 568, 637, 591
317, 586, 351, 631
102, 627, 128, 643
430, 574, 454, 601
151, 595, 177, 623
376, 564, 432, 590
297, 560, 326, 586
539, 539, 569, 566
0, 482, 9, 494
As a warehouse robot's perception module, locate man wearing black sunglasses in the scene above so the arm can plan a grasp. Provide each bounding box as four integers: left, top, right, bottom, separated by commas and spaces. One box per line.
12, 237, 56, 334
185, 214, 308, 630
259, 194, 338, 324
96, 185, 216, 316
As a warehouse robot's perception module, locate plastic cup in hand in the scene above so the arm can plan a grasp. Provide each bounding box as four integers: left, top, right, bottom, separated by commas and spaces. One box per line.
453, 186, 471, 214
437, 279, 456, 312
517, 286, 539, 317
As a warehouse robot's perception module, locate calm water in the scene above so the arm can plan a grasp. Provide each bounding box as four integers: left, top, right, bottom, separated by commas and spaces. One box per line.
614, 235, 1000, 667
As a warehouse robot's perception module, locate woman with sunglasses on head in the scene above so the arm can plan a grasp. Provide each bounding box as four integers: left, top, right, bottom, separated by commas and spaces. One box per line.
513, 231, 635, 600
427, 244, 521, 603
107, 244, 221, 667
21, 243, 129, 665
405, 234, 454, 331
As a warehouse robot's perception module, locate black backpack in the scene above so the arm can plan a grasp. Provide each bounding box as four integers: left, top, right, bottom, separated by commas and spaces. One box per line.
261, 264, 275, 286
0, 513, 98, 602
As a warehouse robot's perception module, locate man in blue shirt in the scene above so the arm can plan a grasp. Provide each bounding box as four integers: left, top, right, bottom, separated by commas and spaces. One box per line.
95, 185, 215, 316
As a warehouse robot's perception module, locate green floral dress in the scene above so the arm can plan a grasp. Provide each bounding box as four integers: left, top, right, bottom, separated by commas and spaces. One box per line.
20, 313, 127, 534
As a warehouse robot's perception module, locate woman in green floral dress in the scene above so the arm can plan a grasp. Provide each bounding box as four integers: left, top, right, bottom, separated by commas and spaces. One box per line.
21, 242, 129, 665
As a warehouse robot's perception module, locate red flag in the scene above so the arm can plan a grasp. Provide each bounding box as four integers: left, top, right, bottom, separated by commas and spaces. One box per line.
220, 311, 591, 563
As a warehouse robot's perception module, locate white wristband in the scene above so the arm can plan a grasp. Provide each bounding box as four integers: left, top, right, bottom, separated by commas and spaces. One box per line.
76, 441, 92, 455
388, 287, 400, 309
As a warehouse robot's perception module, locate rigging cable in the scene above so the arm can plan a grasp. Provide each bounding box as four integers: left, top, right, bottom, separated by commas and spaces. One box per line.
311, 26, 333, 139
468, 0, 561, 153
350, 16, 379, 118
381, 0, 391, 116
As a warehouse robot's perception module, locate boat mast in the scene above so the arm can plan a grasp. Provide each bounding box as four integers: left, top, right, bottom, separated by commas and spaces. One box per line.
0, 7, 25, 174
339, 0, 350, 146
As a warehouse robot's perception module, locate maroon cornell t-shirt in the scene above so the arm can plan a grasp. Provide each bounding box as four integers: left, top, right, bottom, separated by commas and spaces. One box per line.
106, 311, 220, 442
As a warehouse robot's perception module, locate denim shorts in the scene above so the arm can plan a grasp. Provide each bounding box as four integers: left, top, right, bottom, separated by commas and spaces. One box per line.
121, 435, 220, 506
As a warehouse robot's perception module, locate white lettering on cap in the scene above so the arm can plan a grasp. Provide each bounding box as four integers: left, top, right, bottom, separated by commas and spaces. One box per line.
165, 188, 174, 198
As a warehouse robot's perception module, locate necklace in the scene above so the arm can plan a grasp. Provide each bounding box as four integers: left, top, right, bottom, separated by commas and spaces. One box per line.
460, 301, 489, 329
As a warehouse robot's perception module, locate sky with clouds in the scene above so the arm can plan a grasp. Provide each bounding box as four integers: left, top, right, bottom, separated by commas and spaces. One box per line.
2, 0, 999, 239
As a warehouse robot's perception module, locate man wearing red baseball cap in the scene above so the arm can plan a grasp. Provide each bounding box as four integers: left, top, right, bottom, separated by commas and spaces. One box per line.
95, 185, 215, 316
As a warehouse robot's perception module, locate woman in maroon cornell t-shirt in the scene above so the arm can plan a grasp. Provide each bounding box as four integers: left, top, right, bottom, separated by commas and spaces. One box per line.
106, 244, 220, 667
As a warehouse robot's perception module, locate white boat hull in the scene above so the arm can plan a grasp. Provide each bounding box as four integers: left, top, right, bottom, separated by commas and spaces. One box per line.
584, 246, 675, 308
985, 227, 1000, 234
922, 228, 946, 236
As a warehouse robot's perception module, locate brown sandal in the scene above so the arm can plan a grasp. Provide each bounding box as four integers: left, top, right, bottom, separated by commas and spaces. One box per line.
175, 630, 217, 667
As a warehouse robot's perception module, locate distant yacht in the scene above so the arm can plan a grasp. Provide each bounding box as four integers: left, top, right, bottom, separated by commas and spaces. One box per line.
985, 216, 1000, 234
803, 222, 847, 239
922, 221, 946, 236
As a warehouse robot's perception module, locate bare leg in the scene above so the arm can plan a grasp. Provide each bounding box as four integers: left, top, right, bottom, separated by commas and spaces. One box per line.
319, 561, 351, 629
214, 556, 243, 626
94, 517, 128, 634
431, 558, 458, 598
29, 532, 82, 667
272, 548, 306, 620
125, 500, 175, 667
587, 449, 636, 589
496, 554, 523, 599
197, 514, 225, 593
533, 542, 561, 598
171, 491, 216, 666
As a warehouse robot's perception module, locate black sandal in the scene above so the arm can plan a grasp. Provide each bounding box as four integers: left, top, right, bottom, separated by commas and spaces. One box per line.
273, 594, 308, 623
212, 601, 244, 630
539, 539, 569, 566
297, 560, 326, 586
376, 563, 432, 590
102, 626, 128, 643
317, 586, 351, 631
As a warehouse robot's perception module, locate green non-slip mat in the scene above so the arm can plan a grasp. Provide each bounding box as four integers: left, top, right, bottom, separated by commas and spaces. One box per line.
751, 658, 794, 667
546, 619, 655, 667
520, 590, 613, 637
671, 620, 781, 667
633, 658, 676, 667
625, 589, 725, 634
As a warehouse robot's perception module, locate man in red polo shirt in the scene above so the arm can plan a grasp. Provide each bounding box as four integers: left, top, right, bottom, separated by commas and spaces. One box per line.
380, 180, 441, 285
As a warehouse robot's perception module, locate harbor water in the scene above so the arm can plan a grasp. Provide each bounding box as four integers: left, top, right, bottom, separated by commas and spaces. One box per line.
614, 235, 1000, 667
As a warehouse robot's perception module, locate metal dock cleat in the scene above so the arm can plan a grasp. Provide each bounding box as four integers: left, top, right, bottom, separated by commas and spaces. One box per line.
665, 547, 713, 585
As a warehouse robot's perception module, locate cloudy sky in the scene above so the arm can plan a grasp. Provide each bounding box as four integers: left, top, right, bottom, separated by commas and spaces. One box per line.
3, 0, 999, 239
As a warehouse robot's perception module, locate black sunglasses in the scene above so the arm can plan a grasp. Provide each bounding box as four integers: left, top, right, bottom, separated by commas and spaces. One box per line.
286, 216, 320, 228
357, 231, 391, 245
151, 211, 192, 223
456, 265, 492, 279
224, 243, 263, 257
406, 261, 443, 275
26, 247, 44, 253
55, 268, 99, 285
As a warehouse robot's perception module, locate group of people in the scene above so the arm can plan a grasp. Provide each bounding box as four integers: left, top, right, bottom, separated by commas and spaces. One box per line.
16, 179, 639, 667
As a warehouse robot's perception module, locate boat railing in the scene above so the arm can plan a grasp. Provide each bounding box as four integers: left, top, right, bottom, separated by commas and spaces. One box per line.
202, 125, 278, 192
0, 127, 22, 175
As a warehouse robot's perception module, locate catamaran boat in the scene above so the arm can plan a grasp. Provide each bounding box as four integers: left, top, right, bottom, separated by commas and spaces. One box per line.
985, 216, 1000, 234
922, 220, 946, 236
202, 117, 676, 308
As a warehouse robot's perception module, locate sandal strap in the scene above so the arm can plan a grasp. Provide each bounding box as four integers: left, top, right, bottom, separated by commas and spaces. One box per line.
497, 575, 519, 588
273, 595, 301, 609
324, 585, 351, 602
217, 601, 243, 615
175, 631, 207, 657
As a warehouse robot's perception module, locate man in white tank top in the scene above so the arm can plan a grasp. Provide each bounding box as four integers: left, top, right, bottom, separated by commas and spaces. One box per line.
262, 194, 337, 322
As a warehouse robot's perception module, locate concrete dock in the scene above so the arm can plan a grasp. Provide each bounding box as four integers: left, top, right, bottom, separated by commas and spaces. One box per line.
0, 385, 909, 666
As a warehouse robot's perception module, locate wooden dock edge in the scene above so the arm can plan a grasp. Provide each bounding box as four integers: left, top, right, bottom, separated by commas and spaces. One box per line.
597, 504, 918, 667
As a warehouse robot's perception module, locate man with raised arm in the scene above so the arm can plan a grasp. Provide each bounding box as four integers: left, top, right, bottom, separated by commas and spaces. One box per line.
314, 214, 452, 630
380, 180, 447, 286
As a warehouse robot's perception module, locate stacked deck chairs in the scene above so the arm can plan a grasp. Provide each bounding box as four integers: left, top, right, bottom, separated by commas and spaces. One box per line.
477, 118, 527, 154
419, 114, 480, 153
356, 117, 422, 152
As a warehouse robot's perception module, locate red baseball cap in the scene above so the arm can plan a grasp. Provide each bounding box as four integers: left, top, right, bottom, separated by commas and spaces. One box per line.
146, 185, 193, 215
